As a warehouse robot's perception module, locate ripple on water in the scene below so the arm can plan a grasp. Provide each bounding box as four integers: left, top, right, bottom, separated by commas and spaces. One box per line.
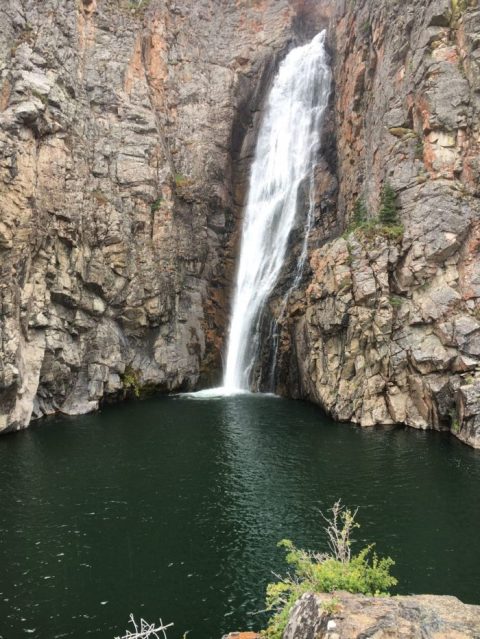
0, 395, 479, 639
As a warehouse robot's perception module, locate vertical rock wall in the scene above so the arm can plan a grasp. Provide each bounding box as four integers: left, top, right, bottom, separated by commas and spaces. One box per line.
275, 0, 480, 448
0, 0, 317, 431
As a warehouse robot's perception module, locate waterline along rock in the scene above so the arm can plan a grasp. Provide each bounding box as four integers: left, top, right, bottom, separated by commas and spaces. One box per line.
1, 0, 480, 448
258, 0, 480, 449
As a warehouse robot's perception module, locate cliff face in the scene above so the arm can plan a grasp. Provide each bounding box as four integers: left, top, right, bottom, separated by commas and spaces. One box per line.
0, 0, 322, 431
272, 0, 480, 448
1, 0, 480, 448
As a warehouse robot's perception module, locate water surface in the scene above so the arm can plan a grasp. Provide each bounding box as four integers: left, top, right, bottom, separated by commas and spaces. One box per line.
1, 395, 479, 639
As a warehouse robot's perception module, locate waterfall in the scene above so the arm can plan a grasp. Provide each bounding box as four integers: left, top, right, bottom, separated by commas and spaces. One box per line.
223, 30, 331, 392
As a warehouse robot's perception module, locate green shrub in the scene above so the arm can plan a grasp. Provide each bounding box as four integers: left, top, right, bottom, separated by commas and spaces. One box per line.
449, 406, 460, 434
263, 502, 397, 639
121, 365, 141, 398
279, 542, 396, 595
378, 223, 404, 240
151, 197, 163, 213
415, 137, 424, 160
346, 221, 404, 242
378, 182, 398, 226
343, 187, 404, 242
352, 198, 368, 226
389, 295, 403, 308
343, 198, 370, 237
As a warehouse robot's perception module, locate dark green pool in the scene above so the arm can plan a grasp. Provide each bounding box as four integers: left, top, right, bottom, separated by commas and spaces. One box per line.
0, 394, 479, 639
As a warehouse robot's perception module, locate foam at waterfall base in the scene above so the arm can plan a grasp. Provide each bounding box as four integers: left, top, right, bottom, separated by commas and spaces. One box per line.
179, 388, 278, 400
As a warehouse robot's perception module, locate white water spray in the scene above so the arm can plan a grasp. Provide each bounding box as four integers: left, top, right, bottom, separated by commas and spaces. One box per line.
222, 31, 331, 392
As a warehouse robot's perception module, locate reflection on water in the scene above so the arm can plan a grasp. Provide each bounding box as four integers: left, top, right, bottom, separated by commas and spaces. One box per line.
0, 395, 479, 639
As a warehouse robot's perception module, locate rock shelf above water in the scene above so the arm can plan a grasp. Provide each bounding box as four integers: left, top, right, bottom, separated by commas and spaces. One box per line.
225, 591, 480, 639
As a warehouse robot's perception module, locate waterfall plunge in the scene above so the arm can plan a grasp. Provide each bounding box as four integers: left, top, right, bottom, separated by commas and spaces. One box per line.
223, 31, 331, 393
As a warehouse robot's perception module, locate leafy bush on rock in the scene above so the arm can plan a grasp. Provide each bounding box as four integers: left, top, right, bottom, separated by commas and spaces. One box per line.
263, 501, 397, 639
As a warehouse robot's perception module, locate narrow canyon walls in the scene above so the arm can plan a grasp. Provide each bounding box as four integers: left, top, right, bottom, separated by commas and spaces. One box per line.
1, 0, 480, 449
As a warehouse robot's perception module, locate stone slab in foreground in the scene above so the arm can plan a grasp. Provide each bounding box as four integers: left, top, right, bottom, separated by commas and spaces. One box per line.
283, 591, 480, 639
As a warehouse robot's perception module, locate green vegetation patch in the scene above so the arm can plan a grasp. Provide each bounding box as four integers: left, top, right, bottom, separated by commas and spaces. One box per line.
378, 182, 398, 226
150, 196, 164, 213
127, 0, 151, 14
343, 197, 369, 236
388, 127, 414, 139
451, 0, 469, 17
263, 501, 397, 639
121, 365, 141, 398
449, 406, 460, 434
174, 173, 189, 187
389, 295, 403, 309
344, 184, 404, 242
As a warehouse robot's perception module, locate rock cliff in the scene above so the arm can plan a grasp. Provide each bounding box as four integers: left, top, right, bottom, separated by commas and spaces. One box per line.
270, 0, 480, 448
223, 591, 480, 638
0, 0, 320, 431
1, 0, 480, 448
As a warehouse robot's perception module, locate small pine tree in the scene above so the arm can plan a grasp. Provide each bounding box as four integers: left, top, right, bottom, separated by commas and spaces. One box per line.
352, 198, 368, 226
378, 182, 398, 226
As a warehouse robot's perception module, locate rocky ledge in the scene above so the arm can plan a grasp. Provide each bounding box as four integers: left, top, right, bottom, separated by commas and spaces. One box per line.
282, 591, 480, 639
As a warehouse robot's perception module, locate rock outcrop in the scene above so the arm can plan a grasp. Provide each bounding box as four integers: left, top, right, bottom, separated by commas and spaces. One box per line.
283, 591, 480, 639
270, 0, 480, 448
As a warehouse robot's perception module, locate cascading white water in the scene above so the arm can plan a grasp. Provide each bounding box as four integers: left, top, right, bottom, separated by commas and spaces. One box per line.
223, 30, 331, 392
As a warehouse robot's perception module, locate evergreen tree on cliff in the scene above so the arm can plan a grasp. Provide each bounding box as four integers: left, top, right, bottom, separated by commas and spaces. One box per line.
379, 182, 398, 226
